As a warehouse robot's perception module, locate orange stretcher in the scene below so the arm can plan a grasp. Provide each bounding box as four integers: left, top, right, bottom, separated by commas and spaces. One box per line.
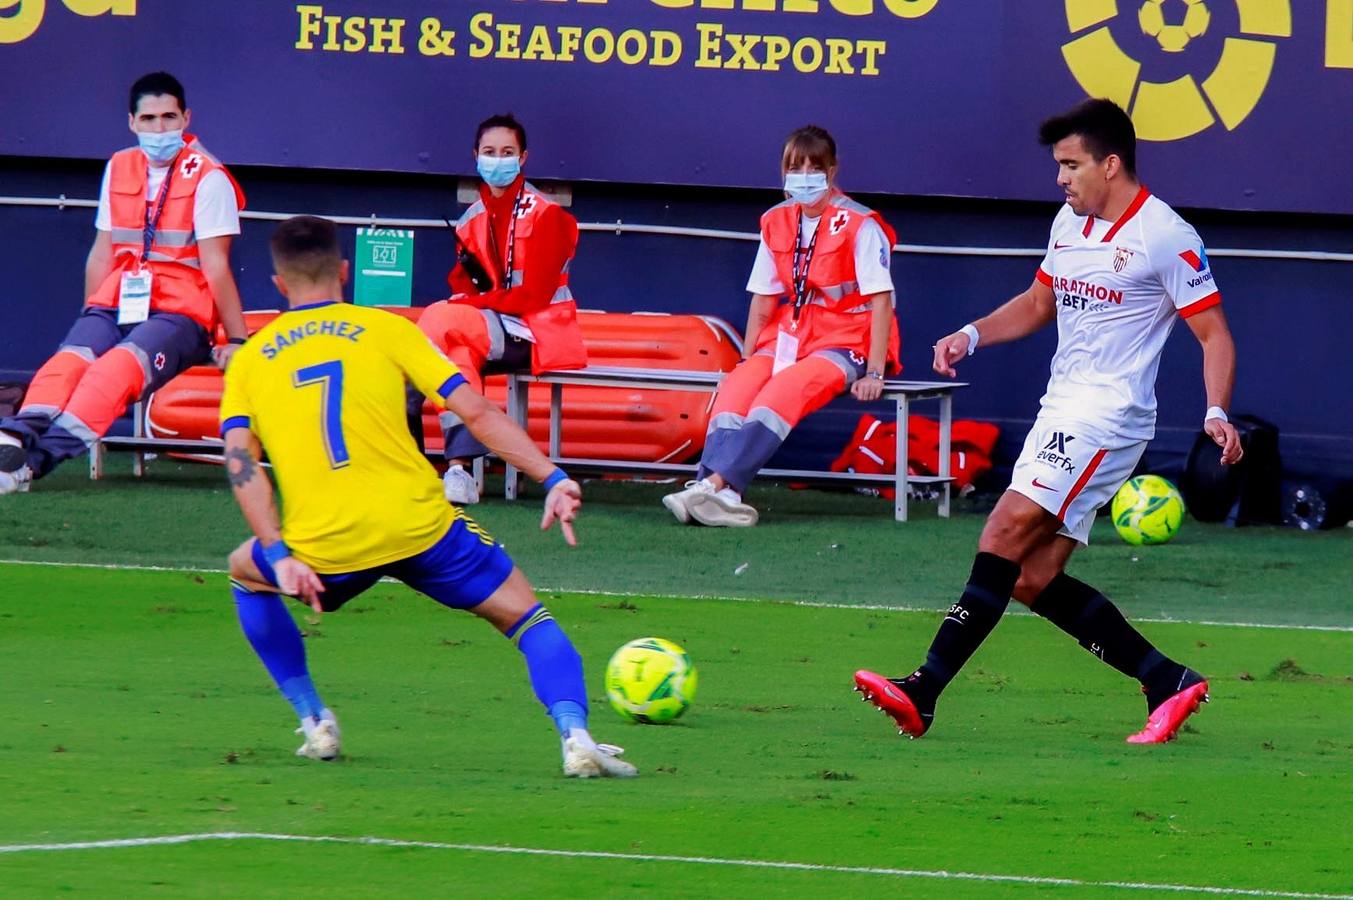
147, 308, 742, 464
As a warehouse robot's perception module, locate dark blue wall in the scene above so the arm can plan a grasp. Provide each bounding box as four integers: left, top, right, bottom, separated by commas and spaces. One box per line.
2, 157, 1350, 481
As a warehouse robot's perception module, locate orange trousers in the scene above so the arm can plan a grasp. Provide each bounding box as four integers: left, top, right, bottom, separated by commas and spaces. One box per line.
697, 351, 860, 492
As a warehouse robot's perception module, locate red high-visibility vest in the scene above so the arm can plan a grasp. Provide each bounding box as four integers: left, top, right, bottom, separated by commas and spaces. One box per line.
758, 192, 901, 371
86, 134, 245, 331
456, 182, 587, 373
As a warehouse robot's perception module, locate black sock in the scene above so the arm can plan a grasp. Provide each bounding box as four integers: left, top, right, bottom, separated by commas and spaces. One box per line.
909, 552, 1019, 708
1031, 573, 1190, 703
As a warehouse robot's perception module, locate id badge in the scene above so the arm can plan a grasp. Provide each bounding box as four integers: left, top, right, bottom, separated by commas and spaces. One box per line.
117, 270, 153, 325
772, 327, 800, 376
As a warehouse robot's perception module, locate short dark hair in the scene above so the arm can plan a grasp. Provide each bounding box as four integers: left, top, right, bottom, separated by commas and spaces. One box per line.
129, 72, 186, 115
474, 114, 527, 152
270, 216, 342, 283
781, 125, 837, 173
1038, 98, 1136, 177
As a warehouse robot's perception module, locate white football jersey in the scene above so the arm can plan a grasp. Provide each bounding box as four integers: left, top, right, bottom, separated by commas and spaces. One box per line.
1035, 188, 1221, 442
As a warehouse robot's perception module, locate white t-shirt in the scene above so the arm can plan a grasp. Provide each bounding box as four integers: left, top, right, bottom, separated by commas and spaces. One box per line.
94, 158, 241, 240
1035, 190, 1222, 442
746, 214, 894, 298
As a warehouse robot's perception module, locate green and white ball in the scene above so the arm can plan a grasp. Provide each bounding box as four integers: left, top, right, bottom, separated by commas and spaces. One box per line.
605, 637, 698, 724
1111, 475, 1185, 546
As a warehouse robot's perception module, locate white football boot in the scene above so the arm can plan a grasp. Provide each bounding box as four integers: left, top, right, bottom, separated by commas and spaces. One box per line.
562, 733, 637, 779
443, 464, 481, 505
295, 712, 341, 761
662, 479, 716, 524
686, 487, 759, 527
0, 465, 33, 495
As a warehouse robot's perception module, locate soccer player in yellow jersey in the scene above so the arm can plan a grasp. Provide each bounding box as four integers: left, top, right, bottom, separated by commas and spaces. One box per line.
219, 216, 634, 778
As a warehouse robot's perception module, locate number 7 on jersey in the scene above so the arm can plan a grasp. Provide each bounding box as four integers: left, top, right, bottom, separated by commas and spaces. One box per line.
293, 360, 350, 469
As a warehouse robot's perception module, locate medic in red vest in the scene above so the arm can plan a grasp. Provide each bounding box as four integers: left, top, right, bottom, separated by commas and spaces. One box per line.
418, 113, 587, 506
663, 125, 901, 527
0, 72, 248, 493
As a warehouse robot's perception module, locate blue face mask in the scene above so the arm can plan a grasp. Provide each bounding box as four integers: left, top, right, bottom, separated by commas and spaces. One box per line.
784, 171, 829, 205
477, 154, 522, 188
137, 129, 185, 164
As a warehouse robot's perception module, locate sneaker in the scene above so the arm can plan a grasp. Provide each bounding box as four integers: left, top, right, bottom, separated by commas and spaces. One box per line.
854, 670, 933, 738
562, 736, 638, 778
1127, 675, 1209, 745
443, 464, 480, 505
686, 487, 759, 528
0, 465, 32, 495
295, 714, 341, 761
662, 479, 715, 524
0, 430, 24, 473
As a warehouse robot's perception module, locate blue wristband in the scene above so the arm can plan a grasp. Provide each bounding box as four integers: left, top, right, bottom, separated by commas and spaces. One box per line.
543, 468, 569, 492
261, 540, 292, 567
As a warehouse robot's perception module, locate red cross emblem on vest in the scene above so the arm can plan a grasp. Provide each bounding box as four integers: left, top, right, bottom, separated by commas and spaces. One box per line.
180, 154, 203, 178
516, 193, 537, 218
829, 211, 850, 235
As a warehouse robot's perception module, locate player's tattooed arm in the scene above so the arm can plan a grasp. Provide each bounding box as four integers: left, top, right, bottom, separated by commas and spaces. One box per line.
222, 427, 284, 549
225, 447, 258, 487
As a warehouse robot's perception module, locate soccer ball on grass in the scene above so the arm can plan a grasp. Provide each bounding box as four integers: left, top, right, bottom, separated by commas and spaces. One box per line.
605, 637, 698, 724
1111, 474, 1185, 545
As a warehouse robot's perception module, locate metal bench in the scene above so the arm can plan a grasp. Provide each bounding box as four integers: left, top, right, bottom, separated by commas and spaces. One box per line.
92, 371, 967, 522
502, 366, 966, 522
89, 402, 219, 479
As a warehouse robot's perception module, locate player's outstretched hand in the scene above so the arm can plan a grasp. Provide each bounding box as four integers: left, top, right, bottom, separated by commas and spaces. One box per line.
932, 331, 971, 378
542, 478, 582, 546
275, 557, 326, 612
1206, 417, 1244, 465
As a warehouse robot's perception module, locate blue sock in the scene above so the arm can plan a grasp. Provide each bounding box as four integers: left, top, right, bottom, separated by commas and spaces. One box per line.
506, 604, 589, 736
233, 581, 325, 721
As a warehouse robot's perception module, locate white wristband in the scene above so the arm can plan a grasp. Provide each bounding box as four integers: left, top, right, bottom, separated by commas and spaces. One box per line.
959, 324, 980, 355
1205, 406, 1228, 424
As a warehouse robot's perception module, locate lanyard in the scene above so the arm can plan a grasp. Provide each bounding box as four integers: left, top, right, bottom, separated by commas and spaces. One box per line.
790, 211, 820, 327
486, 185, 527, 292
141, 153, 180, 269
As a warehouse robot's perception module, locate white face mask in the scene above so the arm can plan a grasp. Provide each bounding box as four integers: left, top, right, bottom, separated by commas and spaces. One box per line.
477, 154, 521, 188
784, 171, 829, 205
137, 128, 185, 164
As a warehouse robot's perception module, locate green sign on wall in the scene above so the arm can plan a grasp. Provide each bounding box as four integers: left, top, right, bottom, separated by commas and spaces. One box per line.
354, 228, 414, 307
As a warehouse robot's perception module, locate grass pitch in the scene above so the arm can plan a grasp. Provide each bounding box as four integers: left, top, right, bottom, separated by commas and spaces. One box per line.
0, 563, 1349, 898
0, 458, 1349, 897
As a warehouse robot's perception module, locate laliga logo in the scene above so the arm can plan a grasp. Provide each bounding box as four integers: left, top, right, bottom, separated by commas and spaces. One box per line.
1060, 0, 1291, 141
0, 0, 134, 45
1138, 0, 1210, 53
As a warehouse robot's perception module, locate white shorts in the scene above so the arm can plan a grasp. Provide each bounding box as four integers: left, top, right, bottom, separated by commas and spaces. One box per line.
1009, 418, 1146, 544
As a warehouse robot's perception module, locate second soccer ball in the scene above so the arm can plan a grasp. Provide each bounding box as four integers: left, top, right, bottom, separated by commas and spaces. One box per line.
1112, 474, 1185, 546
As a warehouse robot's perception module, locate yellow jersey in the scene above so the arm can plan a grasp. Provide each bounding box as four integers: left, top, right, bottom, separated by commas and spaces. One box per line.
220, 301, 465, 572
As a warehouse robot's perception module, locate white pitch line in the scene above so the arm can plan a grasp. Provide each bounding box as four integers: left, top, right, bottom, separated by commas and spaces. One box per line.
0, 832, 1347, 899
2, 558, 1351, 633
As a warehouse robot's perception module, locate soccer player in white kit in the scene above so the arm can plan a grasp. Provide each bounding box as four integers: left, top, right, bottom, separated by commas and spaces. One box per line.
855, 99, 1243, 744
